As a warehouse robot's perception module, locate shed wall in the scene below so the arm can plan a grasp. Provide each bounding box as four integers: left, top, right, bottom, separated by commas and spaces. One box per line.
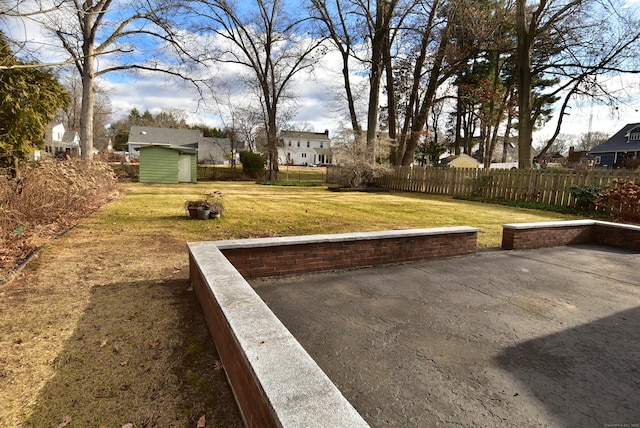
189, 154, 197, 182
139, 147, 179, 183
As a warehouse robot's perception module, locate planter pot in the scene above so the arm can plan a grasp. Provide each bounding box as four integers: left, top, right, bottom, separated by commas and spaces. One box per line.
197, 207, 211, 220
188, 207, 199, 218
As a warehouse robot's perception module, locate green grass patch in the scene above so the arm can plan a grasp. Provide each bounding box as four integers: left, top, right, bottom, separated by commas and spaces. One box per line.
110, 182, 581, 248
256, 180, 326, 187
455, 195, 609, 218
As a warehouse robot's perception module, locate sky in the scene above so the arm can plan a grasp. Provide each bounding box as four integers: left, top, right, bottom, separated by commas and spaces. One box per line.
4, 1, 640, 148
99, 65, 640, 148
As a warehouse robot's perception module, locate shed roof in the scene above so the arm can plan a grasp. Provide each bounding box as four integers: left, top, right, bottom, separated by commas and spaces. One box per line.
441, 153, 480, 168
135, 143, 197, 155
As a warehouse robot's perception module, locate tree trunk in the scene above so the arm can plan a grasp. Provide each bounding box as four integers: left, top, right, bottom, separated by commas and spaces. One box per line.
342, 52, 362, 141
502, 113, 513, 163
80, 18, 95, 161
516, 0, 532, 169
366, 1, 387, 163
266, 106, 279, 181
399, 29, 449, 166
384, 35, 397, 164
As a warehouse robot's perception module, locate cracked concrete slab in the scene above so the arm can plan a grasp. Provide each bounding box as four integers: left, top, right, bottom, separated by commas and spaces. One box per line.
251, 245, 640, 428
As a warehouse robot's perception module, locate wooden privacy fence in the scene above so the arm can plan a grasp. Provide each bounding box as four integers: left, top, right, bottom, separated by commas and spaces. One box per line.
372, 167, 640, 208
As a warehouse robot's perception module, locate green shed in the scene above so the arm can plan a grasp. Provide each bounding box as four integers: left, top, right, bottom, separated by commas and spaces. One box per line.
137, 144, 197, 184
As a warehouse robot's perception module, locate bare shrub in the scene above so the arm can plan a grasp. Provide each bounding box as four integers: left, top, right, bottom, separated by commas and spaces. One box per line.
332, 133, 391, 188
1, 159, 119, 274
332, 159, 391, 188
595, 179, 640, 222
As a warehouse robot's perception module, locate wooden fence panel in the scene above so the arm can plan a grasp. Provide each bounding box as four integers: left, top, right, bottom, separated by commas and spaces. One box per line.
369, 167, 640, 208
327, 165, 640, 208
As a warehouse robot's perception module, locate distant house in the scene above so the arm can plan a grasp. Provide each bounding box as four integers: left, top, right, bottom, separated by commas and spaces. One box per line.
44, 123, 81, 157
126, 126, 235, 165
278, 130, 333, 166
565, 147, 594, 168
441, 154, 480, 168
126, 126, 201, 159
536, 151, 566, 165
199, 137, 237, 165
590, 123, 640, 168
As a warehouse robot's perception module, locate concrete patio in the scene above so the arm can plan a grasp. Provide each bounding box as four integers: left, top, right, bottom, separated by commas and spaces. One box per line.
252, 245, 640, 427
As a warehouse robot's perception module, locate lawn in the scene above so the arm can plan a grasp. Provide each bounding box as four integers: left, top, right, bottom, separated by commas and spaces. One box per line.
0, 182, 578, 427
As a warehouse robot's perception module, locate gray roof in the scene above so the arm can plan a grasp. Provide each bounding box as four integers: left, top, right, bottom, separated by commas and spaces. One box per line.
590, 123, 640, 154
61, 131, 79, 143
128, 126, 202, 146
281, 130, 330, 141
201, 137, 232, 147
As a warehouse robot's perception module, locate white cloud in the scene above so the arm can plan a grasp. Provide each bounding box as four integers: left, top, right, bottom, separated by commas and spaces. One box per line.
535, 73, 640, 141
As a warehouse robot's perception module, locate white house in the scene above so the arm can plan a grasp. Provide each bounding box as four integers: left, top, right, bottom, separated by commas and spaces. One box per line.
44, 123, 81, 157
279, 130, 333, 166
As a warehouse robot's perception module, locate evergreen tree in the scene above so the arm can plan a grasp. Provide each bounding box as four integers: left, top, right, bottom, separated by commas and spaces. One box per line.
0, 33, 69, 177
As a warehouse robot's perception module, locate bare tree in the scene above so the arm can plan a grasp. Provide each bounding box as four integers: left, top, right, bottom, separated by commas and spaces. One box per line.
533, 3, 640, 159
312, 0, 438, 165
191, 0, 324, 179
57, 74, 112, 151
515, 0, 589, 168
309, 0, 365, 142
4, 0, 192, 160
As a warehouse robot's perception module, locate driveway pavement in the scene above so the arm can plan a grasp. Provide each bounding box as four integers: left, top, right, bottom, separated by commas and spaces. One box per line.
252, 245, 640, 428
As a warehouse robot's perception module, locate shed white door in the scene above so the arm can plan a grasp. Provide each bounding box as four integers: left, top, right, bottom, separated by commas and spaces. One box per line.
178, 155, 192, 182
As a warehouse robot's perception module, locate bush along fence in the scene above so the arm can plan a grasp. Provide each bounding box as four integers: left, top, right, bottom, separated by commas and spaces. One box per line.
367, 167, 640, 209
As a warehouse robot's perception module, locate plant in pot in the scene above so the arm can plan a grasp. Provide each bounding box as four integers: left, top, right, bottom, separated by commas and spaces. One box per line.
205, 191, 225, 219
185, 200, 209, 219
207, 201, 225, 219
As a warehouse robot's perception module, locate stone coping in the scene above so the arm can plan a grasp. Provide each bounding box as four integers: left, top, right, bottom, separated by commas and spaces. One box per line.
213, 226, 480, 250
503, 219, 640, 231
188, 241, 370, 427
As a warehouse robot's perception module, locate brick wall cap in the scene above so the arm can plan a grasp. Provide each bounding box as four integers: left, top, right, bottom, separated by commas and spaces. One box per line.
197, 227, 480, 250
503, 220, 640, 232
503, 220, 595, 230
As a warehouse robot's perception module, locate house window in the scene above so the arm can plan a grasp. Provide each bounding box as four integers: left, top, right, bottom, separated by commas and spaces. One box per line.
629, 128, 640, 141
320, 142, 323, 148
302, 153, 307, 158
297, 141, 300, 147
288, 141, 291, 147
307, 141, 310, 148
595, 156, 601, 165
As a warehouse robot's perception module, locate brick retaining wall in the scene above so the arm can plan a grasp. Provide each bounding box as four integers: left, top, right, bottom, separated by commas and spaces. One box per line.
190, 222, 638, 427
502, 220, 640, 251
219, 228, 478, 279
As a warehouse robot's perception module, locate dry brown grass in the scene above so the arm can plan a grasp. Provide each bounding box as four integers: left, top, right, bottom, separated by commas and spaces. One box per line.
0, 200, 242, 427
0, 180, 578, 427
1, 159, 119, 281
